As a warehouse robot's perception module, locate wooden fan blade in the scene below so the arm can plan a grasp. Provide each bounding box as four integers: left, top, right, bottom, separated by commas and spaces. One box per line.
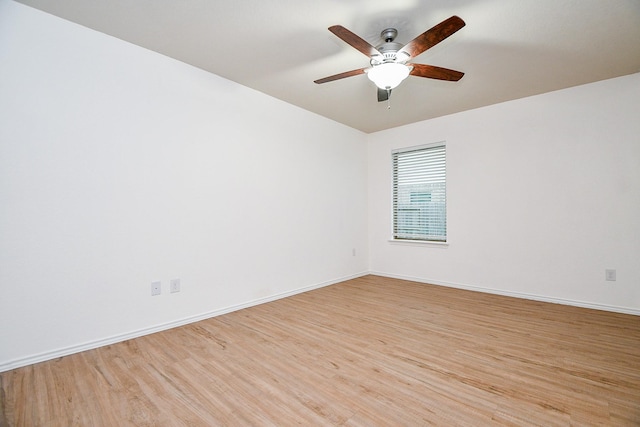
398, 16, 465, 59
314, 68, 367, 84
409, 63, 464, 81
377, 88, 390, 102
329, 25, 382, 57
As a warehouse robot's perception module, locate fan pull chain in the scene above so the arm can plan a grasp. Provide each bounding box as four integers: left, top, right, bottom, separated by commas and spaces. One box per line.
387, 88, 392, 109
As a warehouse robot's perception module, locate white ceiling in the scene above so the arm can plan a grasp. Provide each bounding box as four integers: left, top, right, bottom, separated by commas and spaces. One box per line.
14, 0, 640, 133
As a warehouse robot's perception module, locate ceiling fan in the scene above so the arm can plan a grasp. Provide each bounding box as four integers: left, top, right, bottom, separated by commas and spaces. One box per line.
314, 16, 466, 102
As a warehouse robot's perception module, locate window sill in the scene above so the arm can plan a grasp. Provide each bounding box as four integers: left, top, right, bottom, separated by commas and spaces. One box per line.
388, 239, 449, 248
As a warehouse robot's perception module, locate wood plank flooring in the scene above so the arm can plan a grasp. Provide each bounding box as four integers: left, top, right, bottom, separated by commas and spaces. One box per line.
1, 275, 639, 426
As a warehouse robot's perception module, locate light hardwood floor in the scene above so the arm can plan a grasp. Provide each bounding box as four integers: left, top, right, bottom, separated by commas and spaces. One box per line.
1, 275, 639, 426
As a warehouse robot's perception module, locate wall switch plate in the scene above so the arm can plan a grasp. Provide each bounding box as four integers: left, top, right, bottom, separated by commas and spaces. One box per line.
605, 269, 616, 281
170, 278, 181, 293
151, 281, 161, 296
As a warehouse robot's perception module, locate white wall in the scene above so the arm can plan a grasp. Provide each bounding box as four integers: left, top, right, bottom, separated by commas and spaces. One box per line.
368, 73, 640, 314
0, 1, 368, 371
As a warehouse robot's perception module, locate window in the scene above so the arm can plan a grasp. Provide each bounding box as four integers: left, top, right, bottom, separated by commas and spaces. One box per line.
392, 143, 446, 242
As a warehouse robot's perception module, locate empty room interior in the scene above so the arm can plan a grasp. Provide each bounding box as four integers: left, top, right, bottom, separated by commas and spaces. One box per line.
1, 0, 639, 425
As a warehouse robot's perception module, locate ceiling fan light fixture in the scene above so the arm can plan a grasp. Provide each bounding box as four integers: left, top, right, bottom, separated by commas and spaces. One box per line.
367, 62, 410, 90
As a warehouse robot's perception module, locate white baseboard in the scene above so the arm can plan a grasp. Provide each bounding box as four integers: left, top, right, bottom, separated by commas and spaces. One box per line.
4, 270, 636, 372
368, 271, 640, 316
0, 271, 369, 373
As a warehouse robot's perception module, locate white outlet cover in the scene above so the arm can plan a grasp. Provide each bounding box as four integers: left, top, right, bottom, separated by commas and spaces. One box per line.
151, 281, 161, 296
605, 269, 616, 281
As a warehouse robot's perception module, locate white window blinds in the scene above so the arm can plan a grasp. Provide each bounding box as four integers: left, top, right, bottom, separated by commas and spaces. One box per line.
392, 143, 446, 242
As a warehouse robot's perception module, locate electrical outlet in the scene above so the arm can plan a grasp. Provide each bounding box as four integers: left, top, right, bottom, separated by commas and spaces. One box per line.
605, 269, 616, 281
170, 278, 181, 293
151, 281, 161, 296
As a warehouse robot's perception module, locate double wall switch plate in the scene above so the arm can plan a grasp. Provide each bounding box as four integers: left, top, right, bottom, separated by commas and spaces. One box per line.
151, 281, 161, 296
170, 278, 181, 293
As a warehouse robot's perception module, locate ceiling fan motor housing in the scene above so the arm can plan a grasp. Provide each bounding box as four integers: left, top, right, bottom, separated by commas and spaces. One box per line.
371, 28, 408, 65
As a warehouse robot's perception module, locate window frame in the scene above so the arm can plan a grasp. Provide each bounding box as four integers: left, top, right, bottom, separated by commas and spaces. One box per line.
390, 142, 447, 245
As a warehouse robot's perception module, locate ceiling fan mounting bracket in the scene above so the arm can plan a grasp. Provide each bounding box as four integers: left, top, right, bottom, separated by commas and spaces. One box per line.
380, 28, 398, 43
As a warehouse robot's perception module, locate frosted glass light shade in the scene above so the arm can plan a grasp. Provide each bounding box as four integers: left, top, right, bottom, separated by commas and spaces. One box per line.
367, 63, 410, 89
